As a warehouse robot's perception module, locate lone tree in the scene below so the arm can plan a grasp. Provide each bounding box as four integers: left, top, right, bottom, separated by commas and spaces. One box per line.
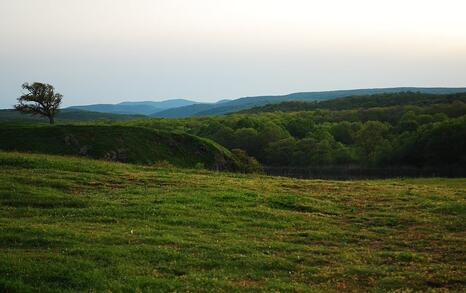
15, 82, 63, 124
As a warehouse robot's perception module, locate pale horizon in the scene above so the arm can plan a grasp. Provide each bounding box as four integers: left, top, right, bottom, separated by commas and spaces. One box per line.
1, 0, 466, 108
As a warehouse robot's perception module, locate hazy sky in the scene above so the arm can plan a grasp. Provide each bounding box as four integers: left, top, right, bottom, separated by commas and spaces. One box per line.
1, 0, 466, 107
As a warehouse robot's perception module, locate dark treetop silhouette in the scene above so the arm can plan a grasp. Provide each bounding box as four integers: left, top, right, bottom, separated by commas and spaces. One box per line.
15, 82, 62, 124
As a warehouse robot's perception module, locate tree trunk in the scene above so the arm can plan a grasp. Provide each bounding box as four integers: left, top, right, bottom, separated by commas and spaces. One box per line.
49, 116, 55, 124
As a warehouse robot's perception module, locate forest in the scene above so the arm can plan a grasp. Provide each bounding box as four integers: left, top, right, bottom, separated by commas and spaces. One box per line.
110, 92, 466, 174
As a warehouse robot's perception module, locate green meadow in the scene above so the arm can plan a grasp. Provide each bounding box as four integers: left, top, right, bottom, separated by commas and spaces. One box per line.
0, 151, 465, 292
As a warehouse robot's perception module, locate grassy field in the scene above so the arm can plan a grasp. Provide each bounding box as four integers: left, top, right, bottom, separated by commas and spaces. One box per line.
0, 151, 465, 292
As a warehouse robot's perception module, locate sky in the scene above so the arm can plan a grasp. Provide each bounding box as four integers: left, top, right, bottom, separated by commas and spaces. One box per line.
1, 0, 466, 108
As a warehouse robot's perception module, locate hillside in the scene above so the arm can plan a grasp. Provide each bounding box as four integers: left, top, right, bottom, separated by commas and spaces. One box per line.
0, 125, 240, 171
0, 151, 465, 291
0, 109, 144, 123
152, 87, 466, 118
122, 93, 466, 174
152, 103, 218, 118
6, 88, 466, 120
68, 99, 198, 115
69, 103, 163, 115
243, 92, 466, 113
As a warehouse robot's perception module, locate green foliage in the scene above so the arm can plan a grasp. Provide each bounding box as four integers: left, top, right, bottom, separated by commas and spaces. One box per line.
113, 92, 466, 170
0, 151, 465, 291
4, 91, 465, 171
330, 121, 356, 145
284, 116, 314, 138
231, 128, 261, 157
265, 137, 298, 166
231, 149, 263, 173
15, 82, 63, 124
0, 125, 242, 171
244, 91, 466, 113
194, 162, 205, 169
354, 121, 391, 163
413, 116, 466, 166
152, 88, 466, 117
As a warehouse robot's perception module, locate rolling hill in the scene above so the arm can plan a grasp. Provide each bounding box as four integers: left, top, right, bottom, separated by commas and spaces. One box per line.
151, 103, 219, 118
4, 87, 466, 121
68, 99, 198, 115
0, 109, 145, 123
1, 151, 465, 291
242, 91, 466, 113
152, 87, 466, 118
0, 125, 241, 171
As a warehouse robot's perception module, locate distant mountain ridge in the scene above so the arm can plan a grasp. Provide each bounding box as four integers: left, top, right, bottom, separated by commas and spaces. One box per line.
68, 99, 198, 115
151, 87, 466, 117
242, 92, 466, 113
64, 87, 466, 118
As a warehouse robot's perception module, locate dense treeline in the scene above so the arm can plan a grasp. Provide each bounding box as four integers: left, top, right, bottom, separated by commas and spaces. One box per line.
110, 92, 466, 171
243, 92, 466, 113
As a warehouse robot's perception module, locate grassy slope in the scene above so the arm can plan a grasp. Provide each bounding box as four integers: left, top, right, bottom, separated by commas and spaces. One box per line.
0, 152, 465, 292
0, 125, 239, 171
0, 109, 145, 122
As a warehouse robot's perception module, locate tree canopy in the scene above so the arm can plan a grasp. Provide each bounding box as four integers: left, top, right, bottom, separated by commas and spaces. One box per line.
118, 91, 466, 171
15, 82, 62, 124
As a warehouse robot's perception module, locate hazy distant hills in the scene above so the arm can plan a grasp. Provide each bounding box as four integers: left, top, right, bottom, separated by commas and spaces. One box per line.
68, 99, 198, 115
4, 87, 466, 120
150, 87, 466, 118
